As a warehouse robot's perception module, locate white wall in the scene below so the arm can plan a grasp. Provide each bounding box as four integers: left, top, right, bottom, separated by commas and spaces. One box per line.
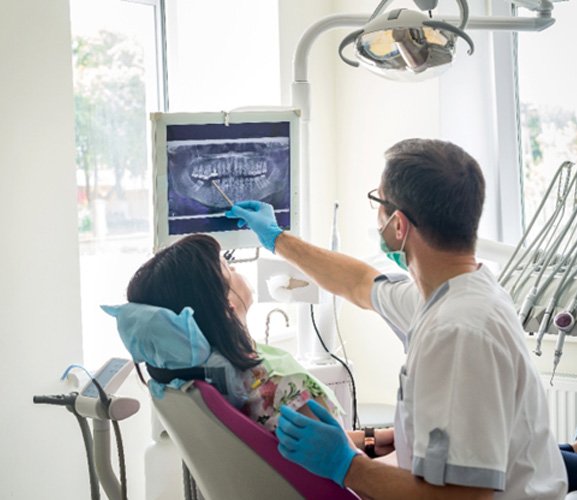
279, 0, 338, 248
0, 1, 86, 498
331, 0, 440, 405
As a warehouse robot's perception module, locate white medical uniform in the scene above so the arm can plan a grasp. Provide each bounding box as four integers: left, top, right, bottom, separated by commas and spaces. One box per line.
371, 265, 567, 499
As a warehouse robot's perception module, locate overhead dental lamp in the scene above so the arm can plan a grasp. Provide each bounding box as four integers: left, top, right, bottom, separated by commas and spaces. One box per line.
336, 0, 555, 81
290, 0, 556, 360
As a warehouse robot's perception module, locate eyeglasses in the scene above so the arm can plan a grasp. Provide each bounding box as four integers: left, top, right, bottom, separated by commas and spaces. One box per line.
367, 189, 418, 227
368, 189, 391, 210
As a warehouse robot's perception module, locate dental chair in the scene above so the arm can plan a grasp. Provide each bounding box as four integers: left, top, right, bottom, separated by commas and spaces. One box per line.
152, 380, 359, 500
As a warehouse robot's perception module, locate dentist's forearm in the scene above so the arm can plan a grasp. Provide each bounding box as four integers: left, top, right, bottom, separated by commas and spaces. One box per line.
345, 455, 493, 500
274, 232, 380, 310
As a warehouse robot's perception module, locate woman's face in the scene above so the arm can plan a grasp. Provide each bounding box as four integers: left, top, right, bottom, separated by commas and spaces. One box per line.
220, 258, 254, 317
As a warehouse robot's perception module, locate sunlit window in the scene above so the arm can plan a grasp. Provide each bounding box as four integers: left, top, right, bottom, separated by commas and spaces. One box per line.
71, 0, 161, 367
71, 0, 282, 367
517, 1, 577, 224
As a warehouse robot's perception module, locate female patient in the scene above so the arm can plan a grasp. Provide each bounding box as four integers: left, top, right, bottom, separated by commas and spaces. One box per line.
106, 233, 344, 432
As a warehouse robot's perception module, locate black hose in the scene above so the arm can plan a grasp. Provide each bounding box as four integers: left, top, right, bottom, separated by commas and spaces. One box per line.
74, 413, 101, 500
182, 462, 198, 500
112, 420, 128, 500
310, 304, 360, 430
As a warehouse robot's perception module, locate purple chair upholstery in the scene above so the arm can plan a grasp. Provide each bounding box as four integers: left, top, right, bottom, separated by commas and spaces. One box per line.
195, 381, 358, 499
152, 379, 359, 499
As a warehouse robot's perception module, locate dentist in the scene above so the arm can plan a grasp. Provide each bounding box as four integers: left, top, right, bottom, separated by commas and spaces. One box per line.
226, 138, 567, 499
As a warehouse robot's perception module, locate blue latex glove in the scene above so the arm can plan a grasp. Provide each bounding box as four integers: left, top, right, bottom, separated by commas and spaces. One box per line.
275, 400, 358, 487
225, 200, 283, 252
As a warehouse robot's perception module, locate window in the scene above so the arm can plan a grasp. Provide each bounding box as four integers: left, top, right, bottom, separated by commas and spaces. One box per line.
517, 1, 577, 225
71, 0, 163, 367
71, 0, 283, 367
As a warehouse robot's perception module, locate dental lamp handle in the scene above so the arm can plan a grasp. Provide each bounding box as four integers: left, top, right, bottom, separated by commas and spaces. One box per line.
338, 29, 364, 67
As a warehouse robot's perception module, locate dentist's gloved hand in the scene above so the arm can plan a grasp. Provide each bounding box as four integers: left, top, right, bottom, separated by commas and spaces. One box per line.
275, 400, 358, 487
225, 200, 283, 252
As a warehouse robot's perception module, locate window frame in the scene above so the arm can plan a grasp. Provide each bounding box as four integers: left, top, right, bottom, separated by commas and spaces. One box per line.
123, 0, 168, 112
439, 0, 526, 245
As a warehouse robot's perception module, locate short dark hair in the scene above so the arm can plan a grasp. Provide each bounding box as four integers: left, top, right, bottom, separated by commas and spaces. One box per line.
126, 234, 260, 371
381, 139, 485, 252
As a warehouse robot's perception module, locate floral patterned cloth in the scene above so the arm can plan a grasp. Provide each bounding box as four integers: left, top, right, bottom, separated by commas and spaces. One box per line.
240, 344, 342, 432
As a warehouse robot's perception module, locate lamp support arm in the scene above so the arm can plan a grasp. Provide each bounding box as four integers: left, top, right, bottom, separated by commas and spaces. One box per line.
445, 13, 554, 31
293, 14, 369, 84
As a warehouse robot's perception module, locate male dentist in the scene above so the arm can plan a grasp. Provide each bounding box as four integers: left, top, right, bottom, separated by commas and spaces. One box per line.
226, 138, 567, 499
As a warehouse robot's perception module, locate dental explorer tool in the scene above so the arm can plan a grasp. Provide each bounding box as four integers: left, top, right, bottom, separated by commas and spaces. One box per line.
211, 179, 234, 207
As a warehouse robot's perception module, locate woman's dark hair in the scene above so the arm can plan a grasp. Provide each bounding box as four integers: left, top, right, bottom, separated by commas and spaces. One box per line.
382, 138, 485, 252
127, 234, 260, 371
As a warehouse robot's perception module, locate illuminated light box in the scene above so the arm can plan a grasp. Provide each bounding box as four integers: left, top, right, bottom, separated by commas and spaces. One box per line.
151, 109, 300, 252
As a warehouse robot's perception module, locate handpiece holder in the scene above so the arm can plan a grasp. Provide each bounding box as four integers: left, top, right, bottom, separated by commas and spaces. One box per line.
75, 357, 140, 421
34, 358, 139, 500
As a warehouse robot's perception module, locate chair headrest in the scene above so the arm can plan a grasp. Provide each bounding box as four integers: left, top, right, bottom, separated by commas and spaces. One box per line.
101, 302, 249, 407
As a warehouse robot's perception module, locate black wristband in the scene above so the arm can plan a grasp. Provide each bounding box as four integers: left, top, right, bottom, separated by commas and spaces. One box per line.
363, 427, 376, 458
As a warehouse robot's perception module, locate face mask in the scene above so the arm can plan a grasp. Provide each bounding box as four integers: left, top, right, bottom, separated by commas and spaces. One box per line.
379, 213, 410, 271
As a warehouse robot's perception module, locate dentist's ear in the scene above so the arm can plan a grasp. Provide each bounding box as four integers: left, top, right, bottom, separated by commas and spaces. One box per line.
394, 211, 411, 239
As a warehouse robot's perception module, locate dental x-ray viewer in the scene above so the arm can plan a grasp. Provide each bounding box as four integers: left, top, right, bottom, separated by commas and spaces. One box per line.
226, 139, 568, 499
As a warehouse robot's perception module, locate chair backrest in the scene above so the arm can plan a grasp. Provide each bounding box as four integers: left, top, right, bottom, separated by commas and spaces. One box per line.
151, 381, 359, 500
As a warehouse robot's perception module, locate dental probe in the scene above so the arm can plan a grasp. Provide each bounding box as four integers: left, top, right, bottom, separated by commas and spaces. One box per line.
211, 179, 234, 207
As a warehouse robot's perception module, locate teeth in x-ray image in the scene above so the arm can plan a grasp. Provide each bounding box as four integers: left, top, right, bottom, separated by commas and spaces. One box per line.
168, 138, 289, 209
